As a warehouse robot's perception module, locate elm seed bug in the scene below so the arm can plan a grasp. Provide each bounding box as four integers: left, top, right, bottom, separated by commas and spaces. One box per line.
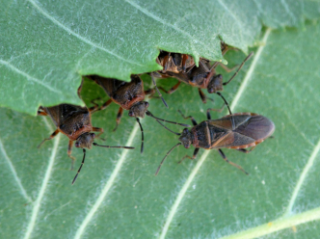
153, 110, 275, 175
151, 42, 253, 113
37, 104, 134, 184
86, 75, 189, 153
158, 52, 253, 109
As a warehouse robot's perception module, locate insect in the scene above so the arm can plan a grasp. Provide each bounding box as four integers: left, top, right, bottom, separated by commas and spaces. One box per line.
151, 45, 253, 113
155, 42, 232, 76
37, 103, 134, 184
153, 110, 275, 175
86, 75, 188, 153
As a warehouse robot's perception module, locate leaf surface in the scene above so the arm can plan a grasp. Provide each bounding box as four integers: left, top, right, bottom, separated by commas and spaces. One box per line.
2, 19, 320, 238
1, 0, 319, 114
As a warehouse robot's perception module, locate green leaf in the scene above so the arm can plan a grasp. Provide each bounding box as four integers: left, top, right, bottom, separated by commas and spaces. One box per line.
2, 20, 320, 238
1, 0, 320, 114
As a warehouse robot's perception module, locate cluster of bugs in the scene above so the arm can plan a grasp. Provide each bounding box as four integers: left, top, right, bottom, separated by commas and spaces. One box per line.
37, 41, 275, 184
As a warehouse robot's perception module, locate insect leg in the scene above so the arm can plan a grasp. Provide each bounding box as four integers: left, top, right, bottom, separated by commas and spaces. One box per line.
77, 77, 84, 98
92, 127, 104, 139
220, 42, 238, 56
178, 110, 198, 126
162, 54, 171, 72
67, 140, 76, 170
146, 111, 191, 127
136, 118, 144, 154
113, 107, 124, 132
198, 88, 208, 104
37, 129, 60, 148
97, 99, 113, 111
178, 148, 200, 164
37, 110, 47, 116
72, 149, 86, 184
158, 81, 181, 94
150, 75, 168, 107
181, 54, 188, 71
237, 146, 256, 153
206, 105, 225, 119
37, 106, 47, 116
217, 63, 239, 73
88, 98, 103, 113
223, 52, 254, 86
218, 149, 248, 175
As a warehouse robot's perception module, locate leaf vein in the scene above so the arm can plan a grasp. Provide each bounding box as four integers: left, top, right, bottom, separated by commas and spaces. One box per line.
124, 0, 208, 55
0, 59, 61, 94
219, 206, 320, 239
158, 28, 272, 239
27, 0, 143, 67
0, 138, 32, 203
284, 137, 320, 216
23, 134, 61, 239
74, 123, 140, 239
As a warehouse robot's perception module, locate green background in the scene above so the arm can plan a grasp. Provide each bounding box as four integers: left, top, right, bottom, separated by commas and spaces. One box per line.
1, 1, 320, 239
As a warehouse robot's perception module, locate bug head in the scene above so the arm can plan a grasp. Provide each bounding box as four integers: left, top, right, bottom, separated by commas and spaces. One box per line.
75, 133, 96, 149
179, 128, 192, 148
129, 101, 150, 118
207, 74, 223, 94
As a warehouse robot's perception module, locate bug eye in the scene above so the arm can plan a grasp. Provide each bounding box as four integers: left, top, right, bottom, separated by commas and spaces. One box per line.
128, 111, 134, 117
75, 142, 80, 148
145, 102, 149, 107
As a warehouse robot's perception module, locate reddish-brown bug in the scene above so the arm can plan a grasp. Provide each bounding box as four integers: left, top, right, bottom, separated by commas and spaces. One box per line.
86, 74, 188, 153
153, 110, 275, 175
158, 53, 253, 111
37, 103, 134, 184
151, 44, 253, 114
155, 42, 232, 76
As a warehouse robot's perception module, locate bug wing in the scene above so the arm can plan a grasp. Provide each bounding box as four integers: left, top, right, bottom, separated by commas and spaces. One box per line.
45, 104, 89, 134
166, 72, 190, 84
91, 76, 123, 98
233, 114, 275, 141
210, 114, 275, 149
44, 105, 61, 128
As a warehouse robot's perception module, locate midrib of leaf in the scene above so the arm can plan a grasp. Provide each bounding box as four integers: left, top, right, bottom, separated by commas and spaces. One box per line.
26, 0, 143, 67
218, 136, 320, 239
284, 137, 320, 216
0, 138, 32, 203
23, 117, 61, 239
74, 122, 140, 239
0, 59, 61, 94
158, 28, 272, 239
219, 207, 320, 239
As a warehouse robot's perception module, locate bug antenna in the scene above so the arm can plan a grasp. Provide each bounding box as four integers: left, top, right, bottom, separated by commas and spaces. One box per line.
136, 118, 144, 153
93, 142, 134, 149
72, 149, 86, 185
216, 92, 235, 130
223, 52, 254, 86
155, 119, 181, 136
151, 75, 168, 107
216, 92, 232, 115
155, 143, 182, 175
146, 111, 191, 127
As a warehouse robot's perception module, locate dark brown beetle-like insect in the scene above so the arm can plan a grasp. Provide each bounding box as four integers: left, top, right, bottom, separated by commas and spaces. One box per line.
153, 110, 275, 175
151, 43, 253, 114
86, 74, 189, 153
38, 103, 134, 184
155, 42, 232, 76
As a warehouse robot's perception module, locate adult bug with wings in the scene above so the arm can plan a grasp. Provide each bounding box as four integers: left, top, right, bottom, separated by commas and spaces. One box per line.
150, 109, 275, 175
